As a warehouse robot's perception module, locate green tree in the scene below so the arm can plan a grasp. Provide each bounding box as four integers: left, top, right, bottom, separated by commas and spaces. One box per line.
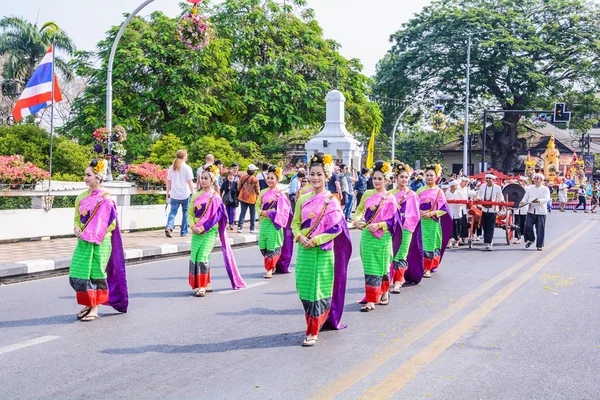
212, 0, 381, 142
63, 2, 381, 159
62, 11, 235, 159
375, 0, 600, 172
147, 133, 187, 168
0, 17, 75, 95
188, 136, 250, 170
0, 124, 93, 179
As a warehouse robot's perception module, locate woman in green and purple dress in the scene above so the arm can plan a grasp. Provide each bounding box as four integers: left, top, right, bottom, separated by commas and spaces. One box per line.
417, 164, 452, 278
389, 162, 423, 293
256, 165, 293, 278
354, 161, 398, 312
70, 159, 128, 322
292, 153, 352, 347
188, 165, 246, 297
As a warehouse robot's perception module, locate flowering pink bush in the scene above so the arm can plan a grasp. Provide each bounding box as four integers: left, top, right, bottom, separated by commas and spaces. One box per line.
178, 13, 213, 50
127, 162, 167, 185
0, 155, 49, 185
92, 127, 109, 142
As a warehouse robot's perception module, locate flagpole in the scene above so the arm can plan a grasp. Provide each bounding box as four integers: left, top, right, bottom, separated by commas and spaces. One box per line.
48, 41, 55, 192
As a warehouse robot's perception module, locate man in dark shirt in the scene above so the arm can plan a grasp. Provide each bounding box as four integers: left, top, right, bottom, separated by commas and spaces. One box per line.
327, 165, 342, 201
354, 168, 369, 208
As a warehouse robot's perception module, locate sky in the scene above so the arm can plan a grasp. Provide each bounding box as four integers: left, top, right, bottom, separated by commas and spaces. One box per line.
1, 0, 433, 77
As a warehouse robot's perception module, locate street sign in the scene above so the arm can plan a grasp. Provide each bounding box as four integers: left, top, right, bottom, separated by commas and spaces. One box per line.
553, 103, 571, 123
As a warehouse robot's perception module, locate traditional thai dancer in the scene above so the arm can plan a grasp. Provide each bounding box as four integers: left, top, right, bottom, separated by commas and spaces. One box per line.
417, 164, 452, 278
389, 162, 423, 293
292, 153, 352, 347
353, 161, 398, 312
70, 159, 128, 322
189, 165, 246, 296
256, 165, 294, 279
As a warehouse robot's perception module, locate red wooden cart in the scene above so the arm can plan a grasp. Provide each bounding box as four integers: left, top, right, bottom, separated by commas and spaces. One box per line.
446, 198, 515, 248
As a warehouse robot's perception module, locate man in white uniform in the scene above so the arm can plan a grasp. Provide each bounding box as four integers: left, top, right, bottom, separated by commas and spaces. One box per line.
446, 180, 468, 247
520, 173, 551, 251
475, 174, 504, 251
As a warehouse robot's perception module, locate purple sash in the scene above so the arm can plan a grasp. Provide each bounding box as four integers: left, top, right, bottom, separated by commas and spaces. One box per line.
390, 188, 424, 284
78, 189, 128, 312
260, 189, 294, 274
419, 187, 453, 262
193, 191, 247, 289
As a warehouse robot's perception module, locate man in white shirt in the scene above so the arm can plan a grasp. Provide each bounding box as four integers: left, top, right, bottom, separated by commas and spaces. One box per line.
475, 174, 504, 251
196, 154, 215, 191
458, 176, 474, 243
520, 173, 551, 251
512, 176, 529, 244
446, 180, 468, 247
166, 150, 195, 237
558, 177, 568, 212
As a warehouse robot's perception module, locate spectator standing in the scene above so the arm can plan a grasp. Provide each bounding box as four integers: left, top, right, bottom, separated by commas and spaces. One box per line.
591, 181, 599, 213
230, 162, 240, 182
221, 172, 239, 230
237, 164, 260, 233
574, 184, 589, 213
327, 165, 343, 202
258, 162, 270, 191
340, 165, 355, 222
354, 167, 368, 211
338, 164, 350, 206
410, 174, 424, 192
288, 168, 305, 211
558, 177, 568, 212
213, 160, 223, 191
195, 154, 215, 191
166, 150, 194, 238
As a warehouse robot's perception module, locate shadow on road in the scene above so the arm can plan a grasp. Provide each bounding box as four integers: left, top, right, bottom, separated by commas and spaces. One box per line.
263, 291, 297, 296
101, 331, 304, 354
0, 314, 77, 328
216, 307, 303, 316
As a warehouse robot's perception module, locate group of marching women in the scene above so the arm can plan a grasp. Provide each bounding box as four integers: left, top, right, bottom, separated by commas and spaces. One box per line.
68, 154, 451, 347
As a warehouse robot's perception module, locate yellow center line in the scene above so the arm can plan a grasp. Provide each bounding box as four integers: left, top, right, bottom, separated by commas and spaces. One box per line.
307, 220, 590, 400
362, 220, 597, 399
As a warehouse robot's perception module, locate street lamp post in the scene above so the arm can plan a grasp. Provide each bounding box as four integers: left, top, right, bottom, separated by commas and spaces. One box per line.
105, 0, 156, 181
462, 29, 503, 175
463, 35, 471, 174
390, 95, 452, 163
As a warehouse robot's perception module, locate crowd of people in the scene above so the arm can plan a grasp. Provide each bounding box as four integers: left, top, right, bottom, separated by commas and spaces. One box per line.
67, 150, 592, 346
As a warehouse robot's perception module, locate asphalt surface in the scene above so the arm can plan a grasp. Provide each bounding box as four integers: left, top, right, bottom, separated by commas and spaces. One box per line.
0, 212, 599, 400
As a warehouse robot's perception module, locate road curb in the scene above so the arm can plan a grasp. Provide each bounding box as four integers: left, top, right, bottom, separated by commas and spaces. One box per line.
0, 233, 260, 280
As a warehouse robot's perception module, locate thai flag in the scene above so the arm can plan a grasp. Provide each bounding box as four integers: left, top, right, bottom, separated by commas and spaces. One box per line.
11, 45, 62, 122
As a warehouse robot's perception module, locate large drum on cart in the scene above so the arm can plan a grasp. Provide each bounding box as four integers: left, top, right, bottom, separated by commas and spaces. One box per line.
500, 184, 526, 245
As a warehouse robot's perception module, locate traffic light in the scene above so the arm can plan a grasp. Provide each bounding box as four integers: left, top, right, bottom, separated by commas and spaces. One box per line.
553, 103, 571, 123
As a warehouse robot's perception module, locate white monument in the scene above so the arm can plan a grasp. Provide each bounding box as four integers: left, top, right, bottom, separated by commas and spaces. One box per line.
305, 90, 363, 169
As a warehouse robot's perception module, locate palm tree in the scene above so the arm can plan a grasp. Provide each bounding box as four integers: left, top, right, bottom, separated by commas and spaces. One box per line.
0, 16, 75, 95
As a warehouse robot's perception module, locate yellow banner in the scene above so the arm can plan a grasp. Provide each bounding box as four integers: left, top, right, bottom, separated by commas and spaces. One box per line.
366, 128, 375, 168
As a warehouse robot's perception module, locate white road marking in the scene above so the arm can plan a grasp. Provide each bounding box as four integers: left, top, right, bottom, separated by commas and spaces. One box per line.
0, 336, 60, 355
218, 281, 269, 294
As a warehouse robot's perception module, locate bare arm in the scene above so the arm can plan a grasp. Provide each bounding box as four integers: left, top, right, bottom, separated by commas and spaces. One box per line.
166, 180, 172, 198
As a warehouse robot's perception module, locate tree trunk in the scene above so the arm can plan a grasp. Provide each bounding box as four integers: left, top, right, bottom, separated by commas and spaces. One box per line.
487, 111, 523, 173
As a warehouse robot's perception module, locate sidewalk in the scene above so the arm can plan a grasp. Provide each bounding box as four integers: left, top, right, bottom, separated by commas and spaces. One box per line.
0, 227, 260, 279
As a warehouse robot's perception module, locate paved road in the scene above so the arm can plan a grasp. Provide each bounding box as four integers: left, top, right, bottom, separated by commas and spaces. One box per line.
1, 212, 599, 399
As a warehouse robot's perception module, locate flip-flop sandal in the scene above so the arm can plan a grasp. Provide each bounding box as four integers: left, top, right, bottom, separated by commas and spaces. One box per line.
360, 304, 375, 312
196, 289, 206, 297
206, 285, 213, 293
379, 297, 390, 305
77, 307, 92, 320
302, 338, 318, 347
80, 314, 99, 322
391, 287, 401, 294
